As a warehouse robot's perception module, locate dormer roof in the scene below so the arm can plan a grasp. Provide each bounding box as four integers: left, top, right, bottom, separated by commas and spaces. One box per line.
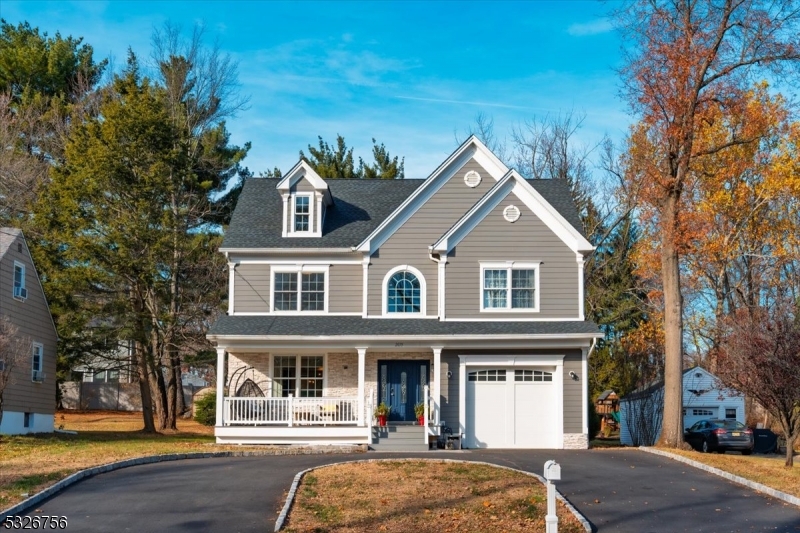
276, 160, 333, 205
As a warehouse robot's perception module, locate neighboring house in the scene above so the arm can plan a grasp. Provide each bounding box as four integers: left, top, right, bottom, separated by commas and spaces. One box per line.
207, 137, 602, 448
0, 228, 58, 434
73, 340, 136, 384
619, 366, 745, 446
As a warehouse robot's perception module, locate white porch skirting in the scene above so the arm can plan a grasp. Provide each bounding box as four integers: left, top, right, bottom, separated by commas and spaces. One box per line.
215, 425, 370, 445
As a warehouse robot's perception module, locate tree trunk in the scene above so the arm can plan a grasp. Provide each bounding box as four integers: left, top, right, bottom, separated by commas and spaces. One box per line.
785, 433, 795, 468
147, 320, 168, 431
165, 350, 179, 430
658, 193, 684, 448
133, 340, 156, 433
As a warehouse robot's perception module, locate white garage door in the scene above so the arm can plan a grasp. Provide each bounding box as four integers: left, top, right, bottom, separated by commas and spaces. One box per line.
465, 368, 557, 449
683, 407, 717, 429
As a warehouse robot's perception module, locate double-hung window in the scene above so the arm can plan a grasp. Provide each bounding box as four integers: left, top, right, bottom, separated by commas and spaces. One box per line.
13, 261, 27, 300
481, 262, 539, 311
293, 194, 311, 232
272, 267, 327, 312
272, 355, 324, 397
32, 343, 43, 382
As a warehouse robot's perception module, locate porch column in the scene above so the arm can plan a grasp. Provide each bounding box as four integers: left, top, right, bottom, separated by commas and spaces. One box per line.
357, 347, 367, 426
215, 347, 226, 426
432, 346, 442, 424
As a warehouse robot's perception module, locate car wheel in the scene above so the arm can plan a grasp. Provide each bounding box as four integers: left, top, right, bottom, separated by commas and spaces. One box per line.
701, 440, 709, 453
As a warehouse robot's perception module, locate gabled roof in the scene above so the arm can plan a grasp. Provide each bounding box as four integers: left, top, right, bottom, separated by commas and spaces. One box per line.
431, 170, 594, 254
276, 160, 332, 204
221, 178, 424, 250
0, 227, 22, 258
355, 135, 509, 253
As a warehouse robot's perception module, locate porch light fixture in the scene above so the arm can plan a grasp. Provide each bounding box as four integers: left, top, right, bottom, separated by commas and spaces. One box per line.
568, 371, 578, 381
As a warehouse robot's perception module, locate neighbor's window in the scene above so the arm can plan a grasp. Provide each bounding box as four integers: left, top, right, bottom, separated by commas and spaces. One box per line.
13, 262, 26, 300
481, 263, 538, 311
31, 343, 43, 381
294, 195, 310, 232
272, 356, 324, 397
273, 271, 326, 312
725, 408, 737, 419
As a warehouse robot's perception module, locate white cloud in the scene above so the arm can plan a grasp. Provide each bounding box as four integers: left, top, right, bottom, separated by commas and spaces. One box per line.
567, 18, 613, 36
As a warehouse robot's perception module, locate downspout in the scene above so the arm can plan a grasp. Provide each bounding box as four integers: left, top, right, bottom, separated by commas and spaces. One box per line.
428, 250, 445, 320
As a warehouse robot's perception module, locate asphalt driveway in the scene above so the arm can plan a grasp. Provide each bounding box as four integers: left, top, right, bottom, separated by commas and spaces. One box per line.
12, 449, 800, 532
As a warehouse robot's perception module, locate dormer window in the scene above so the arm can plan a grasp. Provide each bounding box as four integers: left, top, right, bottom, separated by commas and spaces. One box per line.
294, 195, 311, 232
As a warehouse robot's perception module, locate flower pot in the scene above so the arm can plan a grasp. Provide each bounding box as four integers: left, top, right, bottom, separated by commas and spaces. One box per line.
417, 416, 425, 426
377, 414, 387, 427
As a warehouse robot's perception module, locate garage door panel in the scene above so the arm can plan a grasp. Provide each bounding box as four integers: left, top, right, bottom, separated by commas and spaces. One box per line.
466, 367, 559, 449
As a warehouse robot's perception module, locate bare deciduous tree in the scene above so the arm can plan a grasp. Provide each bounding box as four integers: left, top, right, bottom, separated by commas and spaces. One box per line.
717, 305, 800, 467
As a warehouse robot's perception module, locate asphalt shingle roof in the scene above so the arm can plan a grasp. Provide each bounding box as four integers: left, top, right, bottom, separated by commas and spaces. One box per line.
209, 315, 602, 337
221, 176, 586, 250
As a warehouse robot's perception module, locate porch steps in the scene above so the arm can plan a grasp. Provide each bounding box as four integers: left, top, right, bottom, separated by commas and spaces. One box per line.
370, 425, 429, 452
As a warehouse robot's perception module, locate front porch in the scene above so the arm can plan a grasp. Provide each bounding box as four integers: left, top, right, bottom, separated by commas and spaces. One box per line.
213, 347, 443, 446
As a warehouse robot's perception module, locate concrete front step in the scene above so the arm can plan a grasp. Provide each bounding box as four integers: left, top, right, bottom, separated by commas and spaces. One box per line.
370, 424, 429, 452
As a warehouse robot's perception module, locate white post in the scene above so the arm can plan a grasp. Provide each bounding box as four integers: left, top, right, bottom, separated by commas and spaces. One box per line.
367, 387, 374, 435
423, 384, 430, 444
432, 347, 442, 426
227, 263, 236, 315
544, 460, 561, 533
215, 347, 226, 427
288, 394, 294, 428
357, 347, 367, 426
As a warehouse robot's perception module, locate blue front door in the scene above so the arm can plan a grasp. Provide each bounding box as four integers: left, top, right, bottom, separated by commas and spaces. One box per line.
378, 360, 429, 422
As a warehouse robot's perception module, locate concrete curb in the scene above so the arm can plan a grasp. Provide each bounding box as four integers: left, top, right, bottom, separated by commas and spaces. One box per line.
273, 458, 592, 533
640, 447, 800, 508
1, 445, 365, 520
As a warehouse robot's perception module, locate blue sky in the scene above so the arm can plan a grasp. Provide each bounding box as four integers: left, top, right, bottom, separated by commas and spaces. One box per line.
2, 1, 629, 180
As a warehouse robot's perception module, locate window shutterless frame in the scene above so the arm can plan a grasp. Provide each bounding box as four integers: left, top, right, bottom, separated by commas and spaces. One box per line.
288, 193, 314, 235
13, 261, 27, 300
479, 261, 540, 312
270, 265, 329, 314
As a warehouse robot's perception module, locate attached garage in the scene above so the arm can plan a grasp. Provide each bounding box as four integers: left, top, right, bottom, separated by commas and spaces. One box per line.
463, 365, 561, 449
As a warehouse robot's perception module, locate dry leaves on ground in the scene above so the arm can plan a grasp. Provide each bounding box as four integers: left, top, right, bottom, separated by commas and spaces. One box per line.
284, 460, 585, 533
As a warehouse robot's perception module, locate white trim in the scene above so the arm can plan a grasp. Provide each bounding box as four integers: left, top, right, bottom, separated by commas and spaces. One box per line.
361, 256, 369, 318
228, 263, 236, 315
12, 260, 27, 301
281, 195, 289, 237
212, 333, 601, 343
459, 353, 565, 449
235, 259, 362, 265
288, 192, 319, 237
232, 312, 360, 317
437, 253, 447, 320
357, 348, 367, 426
441, 317, 585, 322
215, 347, 226, 426
381, 265, 427, 317
270, 265, 330, 314
356, 136, 509, 254
480, 261, 540, 313
221, 248, 354, 254
581, 346, 589, 434
432, 346, 442, 426
275, 160, 329, 192
316, 193, 324, 234
577, 253, 585, 320
431, 170, 593, 255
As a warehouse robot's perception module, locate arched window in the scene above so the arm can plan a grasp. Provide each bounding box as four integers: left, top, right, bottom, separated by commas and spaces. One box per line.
387, 271, 421, 313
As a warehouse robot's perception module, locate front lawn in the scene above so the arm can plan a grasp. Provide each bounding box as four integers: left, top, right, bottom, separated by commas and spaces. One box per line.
657, 448, 800, 498
283, 460, 586, 533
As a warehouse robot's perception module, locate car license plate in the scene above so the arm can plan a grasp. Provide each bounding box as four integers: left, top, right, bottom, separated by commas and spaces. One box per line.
732, 432, 741, 436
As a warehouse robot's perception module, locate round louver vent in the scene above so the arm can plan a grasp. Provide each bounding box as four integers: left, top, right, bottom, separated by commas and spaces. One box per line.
503, 205, 521, 222
464, 170, 481, 188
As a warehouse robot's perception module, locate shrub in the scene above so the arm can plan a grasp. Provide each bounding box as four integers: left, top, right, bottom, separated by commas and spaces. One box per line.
194, 390, 216, 426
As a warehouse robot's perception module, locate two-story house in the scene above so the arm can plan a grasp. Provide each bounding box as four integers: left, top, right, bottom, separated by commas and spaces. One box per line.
0, 228, 58, 434
207, 137, 601, 449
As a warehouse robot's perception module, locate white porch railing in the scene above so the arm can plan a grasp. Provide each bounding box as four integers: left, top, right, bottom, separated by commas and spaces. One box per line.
224, 396, 360, 426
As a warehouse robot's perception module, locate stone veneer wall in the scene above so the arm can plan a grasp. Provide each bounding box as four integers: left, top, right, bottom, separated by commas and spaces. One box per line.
228, 353, 271, 396
563, 433, 589, 449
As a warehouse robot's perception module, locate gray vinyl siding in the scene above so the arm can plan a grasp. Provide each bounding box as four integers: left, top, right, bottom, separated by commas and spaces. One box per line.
439, 350, 460, 430
0, 234, 58, 415
328, 264, 362, 313
368, 158, 496, 316
562, 350, 583, 433
446, 190, 580, 319
234, 264, 270, 313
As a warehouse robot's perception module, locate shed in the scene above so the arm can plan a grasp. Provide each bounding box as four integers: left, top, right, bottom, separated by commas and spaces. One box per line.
619, 367, 745, 446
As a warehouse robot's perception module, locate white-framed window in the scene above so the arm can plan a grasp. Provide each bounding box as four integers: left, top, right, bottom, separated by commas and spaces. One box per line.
13, 261, 27, 300
514, 369, 553, 382
480, 262, 539, 312
468, 369, 507, 382
271, 266, 328, 313
292, 193, 313, 233
31, 343, 43, 382
725, 408, 737, 419
692, 409, 715, 417
272, 355, 324, 397
382, 265, 426, 316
